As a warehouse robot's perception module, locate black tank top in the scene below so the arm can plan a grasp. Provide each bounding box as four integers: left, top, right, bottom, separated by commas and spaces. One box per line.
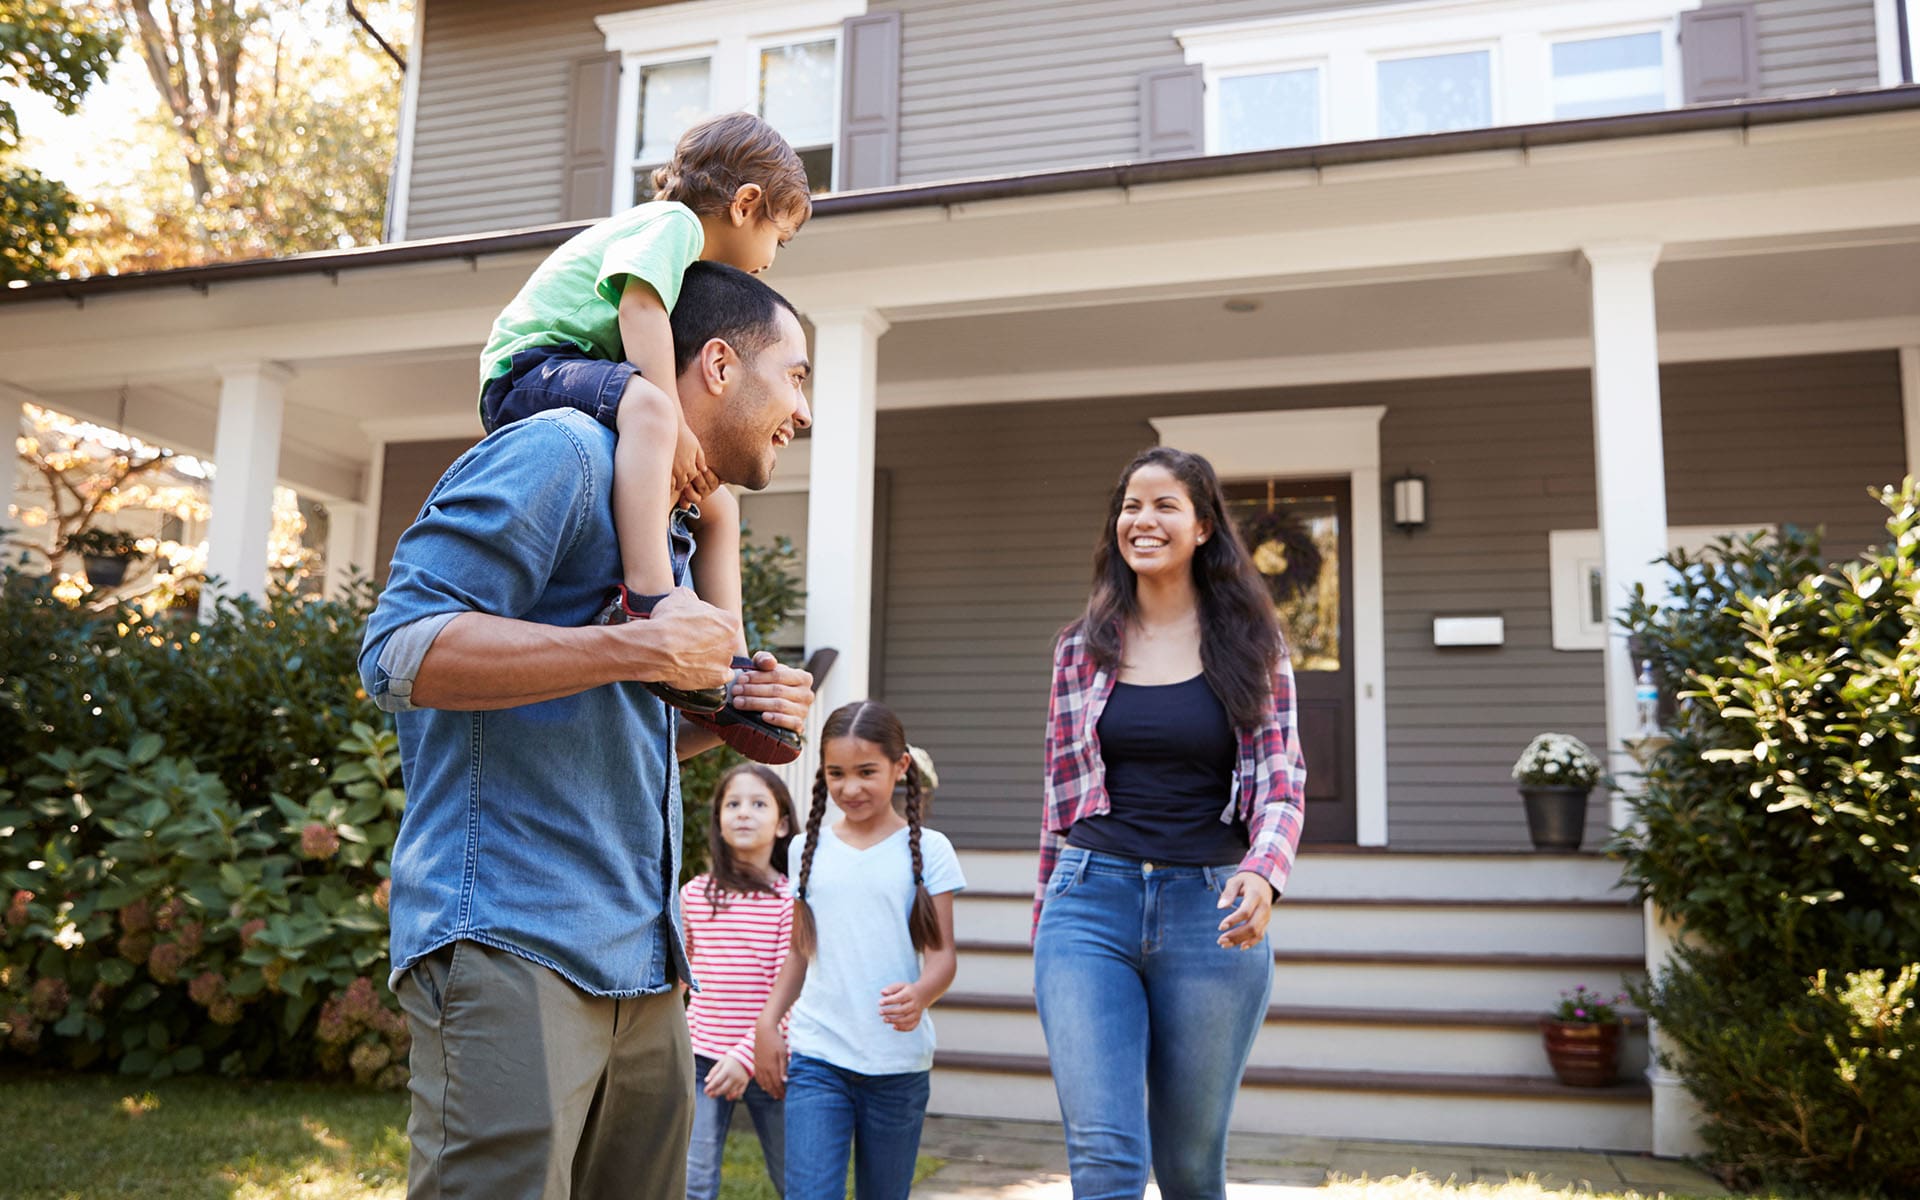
1066, 674, 1247, 866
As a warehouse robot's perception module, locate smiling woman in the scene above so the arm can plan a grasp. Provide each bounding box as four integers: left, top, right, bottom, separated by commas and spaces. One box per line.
1031, 446, 1309, 1199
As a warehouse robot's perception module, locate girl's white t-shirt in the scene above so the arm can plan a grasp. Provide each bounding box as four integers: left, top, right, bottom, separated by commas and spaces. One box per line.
786, 822, 966, 1076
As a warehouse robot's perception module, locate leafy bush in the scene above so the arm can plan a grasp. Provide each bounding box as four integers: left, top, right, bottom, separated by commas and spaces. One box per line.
0, 725, 405, 1086
0, 523, 805, 1084
1646, 948, 1919, 1196
1614, 480, 1920, 1195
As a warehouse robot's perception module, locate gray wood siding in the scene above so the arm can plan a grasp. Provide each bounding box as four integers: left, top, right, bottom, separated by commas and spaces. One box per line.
870, 0, 1885, 185
1704, 0, 1883, 96
376, 438, 476, 584
876, 352, 1905, 851
403, 0, 1886, 231
406, 0, 650, 239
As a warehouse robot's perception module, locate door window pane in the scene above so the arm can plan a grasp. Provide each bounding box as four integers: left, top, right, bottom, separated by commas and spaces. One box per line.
1226, 488, 1343, 672
1552, 32, 1665, 119
637, 58, 711, 164
1377, 49, 1492, 137
760, 39, 837, 149
1217, 68, 1321, 152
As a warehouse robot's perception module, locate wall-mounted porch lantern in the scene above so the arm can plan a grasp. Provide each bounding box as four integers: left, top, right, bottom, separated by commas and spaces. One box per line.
1392, 471, 1428, 534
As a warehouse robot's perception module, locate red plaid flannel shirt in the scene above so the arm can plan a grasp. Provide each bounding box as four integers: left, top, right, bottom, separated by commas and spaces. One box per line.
1033, 623, 1308, 940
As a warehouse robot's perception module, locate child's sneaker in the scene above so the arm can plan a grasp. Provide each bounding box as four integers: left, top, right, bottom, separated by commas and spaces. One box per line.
594, 586, 727, 714
685, 657, 804, 764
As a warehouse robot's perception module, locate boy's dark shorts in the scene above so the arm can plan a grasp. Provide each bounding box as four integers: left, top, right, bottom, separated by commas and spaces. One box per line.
480, 345, 636, 435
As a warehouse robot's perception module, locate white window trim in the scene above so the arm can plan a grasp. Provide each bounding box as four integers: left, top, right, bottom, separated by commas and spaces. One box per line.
597, 0, 863, 208
1178, 0, 1699, 147
1548, 524, 1774, 652
1150, 407, 1389, 848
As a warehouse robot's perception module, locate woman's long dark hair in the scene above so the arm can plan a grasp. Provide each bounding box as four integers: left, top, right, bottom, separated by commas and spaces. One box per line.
703, 763, 797, 917
1078, 446, 1285, 731
791, 701, 943, 961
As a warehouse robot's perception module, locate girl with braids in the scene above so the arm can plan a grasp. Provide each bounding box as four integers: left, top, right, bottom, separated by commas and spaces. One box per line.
680, 764, 798, 1200
1033, 447, 1307, 1200
751, 701, 965, 1200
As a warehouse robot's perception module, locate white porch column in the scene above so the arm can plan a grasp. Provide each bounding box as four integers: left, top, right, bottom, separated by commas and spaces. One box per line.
1584, 244, 1670, 820
802, 308, 889, 723
202, 362, 291, 614
1, 397, 19, 536
1899, 346, 1919, 482
1585, 243, 1702, 1159
324, 501, 366, 599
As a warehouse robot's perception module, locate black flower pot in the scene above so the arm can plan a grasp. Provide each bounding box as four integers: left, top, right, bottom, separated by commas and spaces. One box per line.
83, 553, 133, 589
1520, 785, 1590, 851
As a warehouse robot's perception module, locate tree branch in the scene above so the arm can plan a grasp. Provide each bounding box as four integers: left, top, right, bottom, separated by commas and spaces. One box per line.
345, 1, 405, 72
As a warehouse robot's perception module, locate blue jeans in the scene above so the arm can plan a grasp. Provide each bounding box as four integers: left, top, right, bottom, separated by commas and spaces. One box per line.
686, 1054, 785, 1200
1034, 848, 1273, 1200
480, 346, 635, 435
782, 1053, 930, 1200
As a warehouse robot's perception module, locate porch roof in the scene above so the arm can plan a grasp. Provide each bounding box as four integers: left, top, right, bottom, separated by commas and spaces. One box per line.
7, 85, 1919, 309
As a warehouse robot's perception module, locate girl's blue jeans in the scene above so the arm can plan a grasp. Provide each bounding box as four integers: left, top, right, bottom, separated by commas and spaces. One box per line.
782, 1052, 931, 1200
1033, 847, 1274, 1200
686, 1053, 786, 1200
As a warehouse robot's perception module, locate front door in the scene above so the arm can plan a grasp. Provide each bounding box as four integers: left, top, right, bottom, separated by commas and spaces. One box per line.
1224, 478, 1357, 843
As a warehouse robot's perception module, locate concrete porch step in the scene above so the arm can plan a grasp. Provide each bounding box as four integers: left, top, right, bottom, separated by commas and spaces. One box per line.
929, 1052, 1652, 1152
954, 890, 1645, 956
952, 940, 1647, 1014
935, 992, 1650, 1080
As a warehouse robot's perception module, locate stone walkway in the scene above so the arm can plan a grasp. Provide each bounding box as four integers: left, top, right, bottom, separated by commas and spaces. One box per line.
912, 1116, 1732, 1198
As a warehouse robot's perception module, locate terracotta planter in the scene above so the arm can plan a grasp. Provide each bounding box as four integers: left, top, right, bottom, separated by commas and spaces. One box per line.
1540, 1017, 1622, 1086
1519, 785, 1590, 851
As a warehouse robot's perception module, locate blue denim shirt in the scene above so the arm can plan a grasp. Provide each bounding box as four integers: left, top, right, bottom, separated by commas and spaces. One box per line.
359, 410, 693, 997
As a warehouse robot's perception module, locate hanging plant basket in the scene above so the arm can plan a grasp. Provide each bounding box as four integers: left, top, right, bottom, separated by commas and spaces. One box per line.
1236, 508, 1324, 602
82, 553, 134, 590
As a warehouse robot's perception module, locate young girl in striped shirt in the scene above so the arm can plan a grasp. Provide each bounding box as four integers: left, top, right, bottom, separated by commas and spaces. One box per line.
682, 763, 798, 1200
753, 701, 966, 1200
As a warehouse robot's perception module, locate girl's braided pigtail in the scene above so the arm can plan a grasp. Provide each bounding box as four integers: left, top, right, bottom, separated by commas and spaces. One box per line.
903, 764, 943, 953
790, 771, 830, 960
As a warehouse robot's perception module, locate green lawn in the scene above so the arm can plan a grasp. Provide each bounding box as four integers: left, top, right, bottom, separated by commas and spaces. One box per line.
0, 1069, 931, 1200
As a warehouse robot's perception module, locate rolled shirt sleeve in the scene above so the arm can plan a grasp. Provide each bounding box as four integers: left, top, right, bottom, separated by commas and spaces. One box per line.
358, 417, 595, 713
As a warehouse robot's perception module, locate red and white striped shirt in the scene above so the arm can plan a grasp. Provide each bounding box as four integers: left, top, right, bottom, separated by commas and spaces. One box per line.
681, 873, 793, 1070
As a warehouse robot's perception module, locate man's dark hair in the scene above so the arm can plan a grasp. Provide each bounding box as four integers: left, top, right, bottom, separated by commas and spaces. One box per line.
669, 261, 800, 376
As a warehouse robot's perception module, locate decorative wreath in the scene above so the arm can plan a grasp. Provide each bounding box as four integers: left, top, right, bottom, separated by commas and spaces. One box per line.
1236, 508, 1324, 602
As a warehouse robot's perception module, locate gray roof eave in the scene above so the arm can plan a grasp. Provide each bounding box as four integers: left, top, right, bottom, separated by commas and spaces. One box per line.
6, 85, 1919, 308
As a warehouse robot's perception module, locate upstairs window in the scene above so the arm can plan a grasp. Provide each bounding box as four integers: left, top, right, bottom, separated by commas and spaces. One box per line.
1550, 31, 1668, 120
598, 0, 864, 207
1179, 0, 1692, 154
1376, 48, 1494, 137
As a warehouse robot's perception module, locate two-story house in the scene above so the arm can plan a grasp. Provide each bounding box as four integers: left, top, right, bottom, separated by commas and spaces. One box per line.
4, 0, 1918, 1155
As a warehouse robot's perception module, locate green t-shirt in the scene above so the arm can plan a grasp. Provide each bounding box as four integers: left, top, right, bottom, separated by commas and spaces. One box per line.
478, 200, 706, 400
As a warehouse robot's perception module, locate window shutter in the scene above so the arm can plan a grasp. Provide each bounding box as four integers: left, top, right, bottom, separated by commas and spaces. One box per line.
1680, 4, 1761, 104
1139, 65, 1205, 159
562, 52, 622, 220
839, 12, 902, 191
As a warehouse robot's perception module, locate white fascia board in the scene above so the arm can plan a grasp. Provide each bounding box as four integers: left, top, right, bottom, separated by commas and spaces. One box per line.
879, 317, 1920, 411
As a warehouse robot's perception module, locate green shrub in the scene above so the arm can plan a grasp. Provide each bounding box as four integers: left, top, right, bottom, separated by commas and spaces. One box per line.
0, 725, 406, 1086
1646, 949, 1919, 1196
1614, 480, 1920, 1195
0, 523, 805, 1084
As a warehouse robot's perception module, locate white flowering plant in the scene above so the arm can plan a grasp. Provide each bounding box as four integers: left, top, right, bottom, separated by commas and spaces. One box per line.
1511, 732, 1603, 789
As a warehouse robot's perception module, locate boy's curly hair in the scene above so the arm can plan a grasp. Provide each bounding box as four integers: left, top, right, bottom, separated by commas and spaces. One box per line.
653, 112, 813, 226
